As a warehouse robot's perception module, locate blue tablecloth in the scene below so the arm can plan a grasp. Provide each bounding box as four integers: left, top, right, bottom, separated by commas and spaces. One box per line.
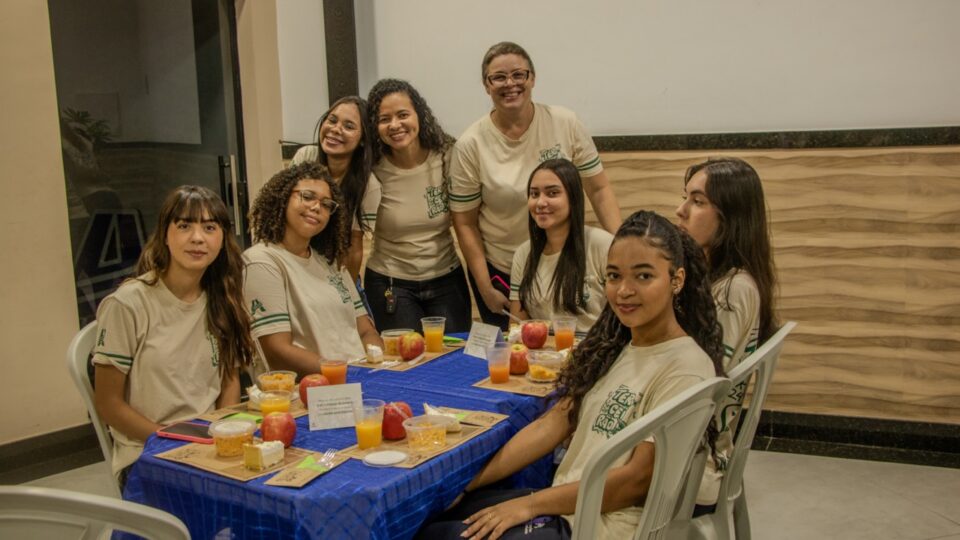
124, 344, 555, 540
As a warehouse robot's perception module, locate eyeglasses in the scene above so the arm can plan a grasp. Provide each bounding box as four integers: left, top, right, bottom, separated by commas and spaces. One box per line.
485, 69, 531, 87
293, 190, 339, 213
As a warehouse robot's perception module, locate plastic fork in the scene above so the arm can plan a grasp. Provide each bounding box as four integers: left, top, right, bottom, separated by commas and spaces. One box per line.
319, 448, 336, 468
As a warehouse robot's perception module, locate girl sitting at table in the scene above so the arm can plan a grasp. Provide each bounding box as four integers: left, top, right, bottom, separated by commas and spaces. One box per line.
93, 186, 254, 484
509, 158, 613, 334
290, 96, 381, 282
363, 78, 472, 332
420, 211, 724, 540
675, 156, 779, 510
244, 162, 383, 377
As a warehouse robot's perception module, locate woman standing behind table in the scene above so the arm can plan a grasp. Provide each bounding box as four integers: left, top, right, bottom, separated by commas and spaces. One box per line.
290, 96, 381, 282
510, 159, 613, 333
93, 186, 254, 483
450, 41, 622, 329
675, 156, 779, 511
244, 163, 382, 377
364, 79, 472, 332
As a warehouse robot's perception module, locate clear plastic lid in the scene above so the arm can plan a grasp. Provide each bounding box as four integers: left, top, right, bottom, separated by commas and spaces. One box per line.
208, 418, 257, 438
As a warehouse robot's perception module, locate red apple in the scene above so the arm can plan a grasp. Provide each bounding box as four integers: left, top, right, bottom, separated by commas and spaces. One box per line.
298, 373, 330, 404
521, 321, 549, 349
509, 343, 529, 375
261, 412, 296, 448
399, 332, 425, 361
382, 401, 413, 440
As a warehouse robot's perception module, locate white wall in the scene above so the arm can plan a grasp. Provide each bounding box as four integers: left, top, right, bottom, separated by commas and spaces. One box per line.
278, 0, 960, 139
276, 0, 328, 144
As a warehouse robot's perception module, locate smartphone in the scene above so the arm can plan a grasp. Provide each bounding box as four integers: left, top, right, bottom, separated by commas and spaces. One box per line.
491, 275, 510, 296
156, 421, 214, 444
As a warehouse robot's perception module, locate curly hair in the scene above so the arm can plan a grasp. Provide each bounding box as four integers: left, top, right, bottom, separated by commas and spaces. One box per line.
248, 162, 349, 266
481, 41, 536, 83
135, 185, 254, 375
684, 157, 779, 344
366, 78, 455, 177
556, 210, 725, 452
519, 159, 586, 315
309, 96, 376, 233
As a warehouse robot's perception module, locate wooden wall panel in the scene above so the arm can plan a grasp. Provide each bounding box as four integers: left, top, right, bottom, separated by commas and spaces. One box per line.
594, 147, 960, 424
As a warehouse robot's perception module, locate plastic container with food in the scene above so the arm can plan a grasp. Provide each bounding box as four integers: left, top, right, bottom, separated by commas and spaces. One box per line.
527, 350, 565, 383
380, 328, 414, 357
209, 418, 257, 457
257, 370, 297, 393
402, 415, 449, 452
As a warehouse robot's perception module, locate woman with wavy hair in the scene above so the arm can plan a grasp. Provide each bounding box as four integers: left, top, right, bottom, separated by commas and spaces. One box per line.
93, 186, 254, 484
420, 211, 724, 539
244, 162, 382, 377
290, 96, 381, 281
510, 158, 613, 333
362, 78, 472, 331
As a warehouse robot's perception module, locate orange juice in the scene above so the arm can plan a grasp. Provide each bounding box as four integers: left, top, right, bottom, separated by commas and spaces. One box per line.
555, 329, 575, 351
260, 393, 290, 416
424, 328, 443, 353
489, 363, 510, 384
355, 419, 383, 449
321, 360, 348, 384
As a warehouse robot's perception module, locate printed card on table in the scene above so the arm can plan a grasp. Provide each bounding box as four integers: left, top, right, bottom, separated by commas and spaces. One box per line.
308, 383, 362, 431
463, 322, 503, 359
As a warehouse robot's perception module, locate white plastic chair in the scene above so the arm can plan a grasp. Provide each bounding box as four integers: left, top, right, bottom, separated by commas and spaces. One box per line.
0, 485, 189, 539
66, 321, 120, 498
687, 321, 797, 540
572, 377, 732, 540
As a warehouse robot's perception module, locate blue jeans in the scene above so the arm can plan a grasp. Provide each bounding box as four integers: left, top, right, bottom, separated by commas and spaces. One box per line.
364, 266, 473, 333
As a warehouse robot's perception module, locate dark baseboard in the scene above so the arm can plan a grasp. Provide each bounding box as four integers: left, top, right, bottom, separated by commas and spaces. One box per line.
0, 423, 104, 484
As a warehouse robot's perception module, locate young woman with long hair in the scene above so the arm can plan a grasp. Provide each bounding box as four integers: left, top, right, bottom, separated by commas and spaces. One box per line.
510, 158, 613, 333
420, 211, 724, 539
675, 156, 779, 509
449, 41, 622, 329
244, 162, 383, 377
93, 186, 254, 483
362, 78, 472, 332
290, 96, 381, 281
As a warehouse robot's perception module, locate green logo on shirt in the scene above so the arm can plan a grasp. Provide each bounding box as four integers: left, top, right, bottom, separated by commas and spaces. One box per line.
424, 185, 449, 218
539, 144, 562, 162
328, 274, 351, 304
206, 331, 220, 367
97, 329, 106, 347
250, 299, 266, 316
592, 384, 637, 438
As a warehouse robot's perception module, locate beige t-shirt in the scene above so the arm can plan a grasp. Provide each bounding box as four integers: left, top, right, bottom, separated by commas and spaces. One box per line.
449, 103, 604, 272
509, 226, 613, 332
554, 337, 714, 539
367, 150, 461, 280
289, 145, 382, 233
92, 274, 223, 476
698, 269, 761, 504
243, 243, 368, 375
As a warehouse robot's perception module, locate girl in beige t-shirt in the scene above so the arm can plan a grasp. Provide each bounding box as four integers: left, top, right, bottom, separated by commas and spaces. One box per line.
676, 157, 779, 506
510, 158, 613, 334
92, 186, 254, 480
361, 79, 472, 332
422, 211, 725, 540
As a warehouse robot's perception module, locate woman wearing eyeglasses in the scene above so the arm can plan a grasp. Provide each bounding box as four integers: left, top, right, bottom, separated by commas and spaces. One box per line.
243, 162, 383, 377
450, 41, 622, 329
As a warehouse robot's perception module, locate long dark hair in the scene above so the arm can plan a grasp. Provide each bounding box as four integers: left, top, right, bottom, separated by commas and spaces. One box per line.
248, 162, 348, 267
519, 159, 586, 314
311, 96, 376, 233
135, 186, 254, 376
366, 78, 455, 178
685, 157, 778, 343
557, 211, 724, 447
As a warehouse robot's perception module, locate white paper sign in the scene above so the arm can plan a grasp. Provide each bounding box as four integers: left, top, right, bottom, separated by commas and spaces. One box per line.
463, 322, 504, 359
307, 383, 363, 431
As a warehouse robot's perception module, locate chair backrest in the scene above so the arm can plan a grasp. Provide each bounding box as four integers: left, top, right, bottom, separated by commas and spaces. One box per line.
572, 377, 732, 540
0, 485, 190, 540
716, 321, 797, 512
66, 321, 120, 498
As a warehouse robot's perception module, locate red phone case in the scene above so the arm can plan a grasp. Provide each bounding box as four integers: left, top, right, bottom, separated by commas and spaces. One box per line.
156, 422, 214, 444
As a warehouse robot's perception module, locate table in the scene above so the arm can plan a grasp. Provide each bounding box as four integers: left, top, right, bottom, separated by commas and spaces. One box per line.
123, 344, 555, 540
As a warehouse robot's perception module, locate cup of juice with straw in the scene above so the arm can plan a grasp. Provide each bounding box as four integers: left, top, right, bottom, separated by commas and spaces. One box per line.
486, 342, 511, 384
353, 399, 385, 450
421, 317, 446, 353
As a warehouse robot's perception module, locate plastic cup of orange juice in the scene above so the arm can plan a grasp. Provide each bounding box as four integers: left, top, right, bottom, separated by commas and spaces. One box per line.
421, 317, 446, 353
353, 399, 385, 450
259, 390, 291, 416
320, 358, 348, 385
486, 342, 511, 384
552, 316, 576, 351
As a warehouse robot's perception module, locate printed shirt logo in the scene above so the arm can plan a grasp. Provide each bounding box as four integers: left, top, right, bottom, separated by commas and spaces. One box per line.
328, 274, 352, 304
538, 144, 562, 162
592, 384, 638, 438
206, 331, 220, 367
250, 299, 266, 316
97, 329, 106, 347
424, 185, 449, 219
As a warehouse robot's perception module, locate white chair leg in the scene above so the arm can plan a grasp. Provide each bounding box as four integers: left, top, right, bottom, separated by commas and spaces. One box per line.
732, 484, 750, 540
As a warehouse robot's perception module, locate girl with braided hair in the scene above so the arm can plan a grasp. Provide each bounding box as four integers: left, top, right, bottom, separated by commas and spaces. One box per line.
419, 211, 724, 540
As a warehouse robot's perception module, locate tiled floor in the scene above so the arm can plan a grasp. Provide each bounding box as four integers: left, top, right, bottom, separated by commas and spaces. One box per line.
20, 450, 960, 539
